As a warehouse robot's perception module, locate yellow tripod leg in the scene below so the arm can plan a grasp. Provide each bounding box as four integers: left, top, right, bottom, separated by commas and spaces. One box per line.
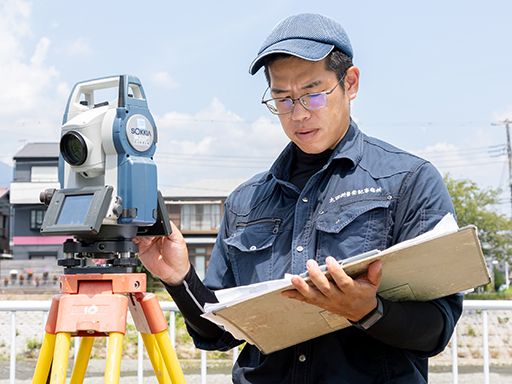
141, 333, 171, 384
50, 332, 71, 384
70, 336, 94, 384
104, 332, 124, 384
32, 332, 56, 383
154, 330, 186, 384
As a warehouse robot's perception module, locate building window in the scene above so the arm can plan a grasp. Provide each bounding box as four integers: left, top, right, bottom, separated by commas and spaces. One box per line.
180, 204, 221, 231
30, 210, 45, 230
189, 246, 208, 279
0, 215, 7, 237
29, 252, 57, 259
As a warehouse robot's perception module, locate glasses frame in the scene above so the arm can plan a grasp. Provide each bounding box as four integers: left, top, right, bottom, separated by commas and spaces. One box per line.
261, 75, 345, 115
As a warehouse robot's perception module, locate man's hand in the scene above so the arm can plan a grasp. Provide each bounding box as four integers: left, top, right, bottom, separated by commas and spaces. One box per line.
282, 256, 382, 322
133, 221, 191, 286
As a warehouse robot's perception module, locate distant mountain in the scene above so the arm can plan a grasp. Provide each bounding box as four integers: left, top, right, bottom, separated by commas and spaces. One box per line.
0, 162, 12, 188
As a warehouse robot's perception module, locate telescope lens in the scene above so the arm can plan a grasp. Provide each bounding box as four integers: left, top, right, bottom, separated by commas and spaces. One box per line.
60, 132, 87, 166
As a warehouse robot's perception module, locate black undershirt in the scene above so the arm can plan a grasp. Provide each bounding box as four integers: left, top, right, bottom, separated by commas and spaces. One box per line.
289, 144, 333, 190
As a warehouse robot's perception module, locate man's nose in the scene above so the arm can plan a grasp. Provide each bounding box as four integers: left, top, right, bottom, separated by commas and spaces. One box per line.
290, 101, 311, 121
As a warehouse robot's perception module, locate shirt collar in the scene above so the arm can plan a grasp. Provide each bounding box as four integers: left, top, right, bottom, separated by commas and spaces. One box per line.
268, 119, 363, 181
330, 119, 363, 168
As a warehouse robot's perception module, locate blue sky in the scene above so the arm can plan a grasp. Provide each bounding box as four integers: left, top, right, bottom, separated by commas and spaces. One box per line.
1, 0, 511, 211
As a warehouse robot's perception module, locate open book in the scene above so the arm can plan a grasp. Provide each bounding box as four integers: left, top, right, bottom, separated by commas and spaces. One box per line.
202, 215, 490, 354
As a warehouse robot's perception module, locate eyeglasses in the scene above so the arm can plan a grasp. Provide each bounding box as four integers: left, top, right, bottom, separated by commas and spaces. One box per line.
261, 76, 345, 115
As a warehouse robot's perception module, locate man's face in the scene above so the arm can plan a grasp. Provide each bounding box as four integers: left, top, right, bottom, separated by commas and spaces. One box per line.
267, 56, 359, 154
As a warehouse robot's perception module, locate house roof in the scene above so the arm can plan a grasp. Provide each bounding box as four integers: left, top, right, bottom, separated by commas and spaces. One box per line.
13, 142, 59, 159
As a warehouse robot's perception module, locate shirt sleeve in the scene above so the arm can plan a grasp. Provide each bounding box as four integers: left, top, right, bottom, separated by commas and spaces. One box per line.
163, 262, 242, 351
163, 264, 223, 339
365, 161, 463, 356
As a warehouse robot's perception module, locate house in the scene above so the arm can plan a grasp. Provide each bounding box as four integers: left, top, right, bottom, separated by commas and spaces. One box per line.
9, 143, 61, 260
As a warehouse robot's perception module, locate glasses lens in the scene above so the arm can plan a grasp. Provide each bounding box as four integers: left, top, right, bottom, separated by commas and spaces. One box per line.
302, 93, 327, 110
267, 98, 294, 114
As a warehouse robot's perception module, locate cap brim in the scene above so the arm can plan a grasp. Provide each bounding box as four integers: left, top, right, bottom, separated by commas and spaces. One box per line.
249, 39, 334, 75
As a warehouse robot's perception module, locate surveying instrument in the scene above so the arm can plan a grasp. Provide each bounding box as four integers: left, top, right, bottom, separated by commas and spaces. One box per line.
32, 75, 186, 383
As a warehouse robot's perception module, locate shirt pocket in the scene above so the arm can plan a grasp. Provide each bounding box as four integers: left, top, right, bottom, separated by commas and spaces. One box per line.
315, 198, 391, 262
223, 218, 281, 285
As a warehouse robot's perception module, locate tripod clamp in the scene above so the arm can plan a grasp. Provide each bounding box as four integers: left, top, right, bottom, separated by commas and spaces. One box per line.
59, 238, 140, 274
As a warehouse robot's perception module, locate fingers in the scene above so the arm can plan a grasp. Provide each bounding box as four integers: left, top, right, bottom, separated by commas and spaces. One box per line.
326, 256, 356, 293
306, 259, 341, 297
284, 257, 382, 319
133, 236, 155, 245
168, 221, 185, 242
285, 260, 341, 305
287, 256, 380, 300
282, 277, 308, 301
132, 236, 157, 254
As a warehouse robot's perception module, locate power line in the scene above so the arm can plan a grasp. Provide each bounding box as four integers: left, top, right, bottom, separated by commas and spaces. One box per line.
157, 144, 506, 163
156, 152, 275, 161
159, 184, 232, 193
433, 160, 506, 169
155, 157, 507, 171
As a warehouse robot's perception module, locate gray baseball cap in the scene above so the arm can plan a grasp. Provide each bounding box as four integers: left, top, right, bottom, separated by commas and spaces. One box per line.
249, 13, 353, 75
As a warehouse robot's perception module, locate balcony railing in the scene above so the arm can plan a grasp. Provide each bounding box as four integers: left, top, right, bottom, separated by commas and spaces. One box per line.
0, 300, 510, 384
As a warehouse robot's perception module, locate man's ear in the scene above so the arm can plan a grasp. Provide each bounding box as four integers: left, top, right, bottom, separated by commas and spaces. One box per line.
344, 66, 360, 101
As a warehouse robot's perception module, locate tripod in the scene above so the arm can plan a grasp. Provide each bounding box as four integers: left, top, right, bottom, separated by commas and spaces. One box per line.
32, 272, 186, 384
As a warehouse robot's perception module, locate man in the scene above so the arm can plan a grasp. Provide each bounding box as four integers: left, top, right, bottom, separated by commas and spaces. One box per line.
136, 13, 462, 383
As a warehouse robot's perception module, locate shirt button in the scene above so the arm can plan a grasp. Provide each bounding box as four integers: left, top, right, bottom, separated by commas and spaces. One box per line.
296, 245, 304, 252
249, 246, 257, 251
302, 197, 308, 203
298, 354, 306, 362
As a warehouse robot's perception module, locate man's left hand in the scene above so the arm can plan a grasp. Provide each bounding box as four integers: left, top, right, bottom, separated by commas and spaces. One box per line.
283, 256, 382, 322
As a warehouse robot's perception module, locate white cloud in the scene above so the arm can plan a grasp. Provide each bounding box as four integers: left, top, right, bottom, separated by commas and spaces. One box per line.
30, 36, 50, 66
156, 97, 286, 156
154, 98, 288, 192
65, 37, 93, 57
56, 82, 70, 98
412, 141, 505, 189
0, 1, 59, 116
0, 0, 65, 166
167, 137, 215, 155
492, 103, 512, 122
150, 71, 179, 90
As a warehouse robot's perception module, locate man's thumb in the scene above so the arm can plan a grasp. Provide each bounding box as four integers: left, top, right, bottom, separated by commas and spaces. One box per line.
367, 260, 382, 286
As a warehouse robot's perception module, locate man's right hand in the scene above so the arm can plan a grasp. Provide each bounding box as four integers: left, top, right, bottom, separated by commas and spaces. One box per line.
133, 221, 191, 286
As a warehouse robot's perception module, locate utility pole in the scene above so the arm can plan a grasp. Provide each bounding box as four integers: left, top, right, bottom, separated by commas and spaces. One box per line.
496, 119, 512, 289
495, 119, 512, 217
506, 119, 512, 217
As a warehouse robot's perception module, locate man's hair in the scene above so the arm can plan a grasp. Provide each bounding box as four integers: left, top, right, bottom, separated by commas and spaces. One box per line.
263, 49, 353, 87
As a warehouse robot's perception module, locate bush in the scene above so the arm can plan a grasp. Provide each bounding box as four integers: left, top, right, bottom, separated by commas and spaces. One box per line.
494, 268, 506, 291
24, 338, 42, 358
465, 289, 512, 300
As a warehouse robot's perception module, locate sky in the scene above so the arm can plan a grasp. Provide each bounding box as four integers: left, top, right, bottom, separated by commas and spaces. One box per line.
1, 0, 511, 212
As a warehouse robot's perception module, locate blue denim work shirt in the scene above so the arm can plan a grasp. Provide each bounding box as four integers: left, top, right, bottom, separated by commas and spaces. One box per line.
195, 122, 462, 384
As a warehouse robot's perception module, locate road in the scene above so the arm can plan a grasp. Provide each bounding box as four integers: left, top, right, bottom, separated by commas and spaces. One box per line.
2, 361, 512, 383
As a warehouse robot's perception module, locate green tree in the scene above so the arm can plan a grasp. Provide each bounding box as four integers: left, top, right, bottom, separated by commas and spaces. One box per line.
444, 175, 512, 263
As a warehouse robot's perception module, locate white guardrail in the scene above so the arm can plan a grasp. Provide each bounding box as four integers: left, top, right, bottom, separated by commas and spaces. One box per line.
0, 300, 510, 384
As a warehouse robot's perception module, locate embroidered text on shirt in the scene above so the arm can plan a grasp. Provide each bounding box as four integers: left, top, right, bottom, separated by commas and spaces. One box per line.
329, 187, 382, 203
